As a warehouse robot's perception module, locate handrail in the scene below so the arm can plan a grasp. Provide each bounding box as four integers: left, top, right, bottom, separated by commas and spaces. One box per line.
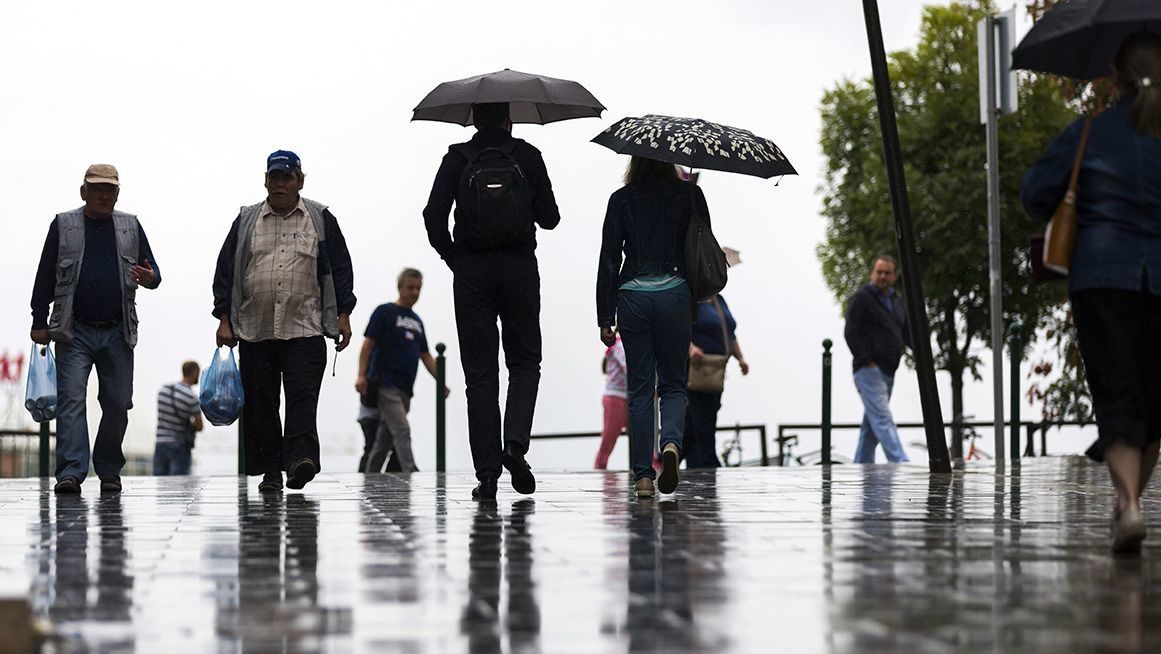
531, 423, 770, 466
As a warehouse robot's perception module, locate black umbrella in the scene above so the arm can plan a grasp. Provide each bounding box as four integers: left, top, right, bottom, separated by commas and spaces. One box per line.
591, 115, 796, 179
1012, 0, 1161, 79
412, 69, 605, 126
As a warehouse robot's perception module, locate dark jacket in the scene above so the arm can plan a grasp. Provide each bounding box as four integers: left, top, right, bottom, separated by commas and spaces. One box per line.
422, 127, 560, 264
596, 180, 709, 327
1020, 98, 1161, 296
212, 204, 356, 324
844, 284, 910, 376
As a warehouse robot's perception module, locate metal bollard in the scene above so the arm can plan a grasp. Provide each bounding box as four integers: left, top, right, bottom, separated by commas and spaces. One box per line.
435, 343, 447, 473
39, 421, 50, 478
822, 339, 833, 466
1008, 323, 1022, 464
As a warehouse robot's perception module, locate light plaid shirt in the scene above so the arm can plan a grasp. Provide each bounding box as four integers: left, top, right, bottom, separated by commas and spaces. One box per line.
236, 198, 324, 342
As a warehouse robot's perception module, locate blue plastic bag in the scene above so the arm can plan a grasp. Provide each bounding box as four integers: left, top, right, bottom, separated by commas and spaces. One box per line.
199, 347, 244, 426
25, 344, 57, 423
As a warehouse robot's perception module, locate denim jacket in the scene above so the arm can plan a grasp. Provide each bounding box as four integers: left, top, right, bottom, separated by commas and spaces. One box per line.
1021, 98, 1161, 296
596, 180, 709, 327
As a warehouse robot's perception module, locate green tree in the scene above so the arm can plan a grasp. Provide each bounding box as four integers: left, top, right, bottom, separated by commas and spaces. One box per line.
817, 1, 1075, 457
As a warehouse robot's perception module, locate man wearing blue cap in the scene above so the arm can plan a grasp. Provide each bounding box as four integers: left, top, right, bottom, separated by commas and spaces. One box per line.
212, 150, 356, 492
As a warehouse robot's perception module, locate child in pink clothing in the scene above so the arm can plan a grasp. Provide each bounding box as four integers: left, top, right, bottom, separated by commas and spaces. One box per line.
594, 337, 628, 469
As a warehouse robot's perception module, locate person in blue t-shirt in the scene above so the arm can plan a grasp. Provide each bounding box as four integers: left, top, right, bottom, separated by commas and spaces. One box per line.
355, 268, 449, 472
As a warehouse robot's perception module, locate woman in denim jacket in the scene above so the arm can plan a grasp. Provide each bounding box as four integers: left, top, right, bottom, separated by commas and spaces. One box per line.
1021, 33, 1161, 554
596, 157, 709, 498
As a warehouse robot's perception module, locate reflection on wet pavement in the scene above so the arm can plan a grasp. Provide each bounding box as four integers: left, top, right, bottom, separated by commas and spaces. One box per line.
2, 457, 1161, 652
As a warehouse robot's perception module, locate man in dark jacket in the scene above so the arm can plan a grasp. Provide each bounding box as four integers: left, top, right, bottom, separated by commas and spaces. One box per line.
212, 150, 355, 492
423, 102, 560, 500
844, 255, 911, 463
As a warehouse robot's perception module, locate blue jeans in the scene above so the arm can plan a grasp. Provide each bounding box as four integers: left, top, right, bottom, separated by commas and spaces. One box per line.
853, 366, 909, 463
55, 323, 134, 482
617, 284, 691, 481
153, 441, 192, 475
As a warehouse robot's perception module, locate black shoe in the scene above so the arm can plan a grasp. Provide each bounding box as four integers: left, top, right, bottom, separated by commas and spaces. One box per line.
658, 443, 680, 494
258, 472, 283, 493
53, 476, 81, 494
502, 444, 536, 495
472, 475, 498, 501
99, 478, 122, 494
286, 459, 317, 490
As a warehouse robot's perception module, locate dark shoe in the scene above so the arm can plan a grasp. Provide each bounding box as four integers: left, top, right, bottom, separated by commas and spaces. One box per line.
53, 476, 81, 494
503, 444, 536, 495
99, 478, 122, 494
472, 475, 498, 501
286, 459, 317, 490
258, 472, 283, 493
658, 443, 680, 494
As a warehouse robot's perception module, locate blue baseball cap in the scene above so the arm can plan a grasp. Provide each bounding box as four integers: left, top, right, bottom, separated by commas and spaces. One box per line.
266, 150, 301, 173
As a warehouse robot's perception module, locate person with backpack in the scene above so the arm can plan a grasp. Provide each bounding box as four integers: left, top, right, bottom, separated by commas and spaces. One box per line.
153, 360, 204, 476
596, 156, 710, 498
423, 102, 560, 501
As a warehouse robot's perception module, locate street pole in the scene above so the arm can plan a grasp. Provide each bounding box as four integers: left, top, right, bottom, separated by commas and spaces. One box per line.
821, 339, 833, 466
861, 0, 951, 473
984, 15, 1006, 466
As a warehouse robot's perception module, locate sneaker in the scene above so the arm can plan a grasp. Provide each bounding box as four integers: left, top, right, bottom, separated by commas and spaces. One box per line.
635, 477, 655, 498
286, 459, 317, 490
1112, 504, 1147, 554
502, 444, 536, 495
258, 472, 283, 493
99, 478, 122, 494
53, 476, 81, 494
657, 443, 680, 494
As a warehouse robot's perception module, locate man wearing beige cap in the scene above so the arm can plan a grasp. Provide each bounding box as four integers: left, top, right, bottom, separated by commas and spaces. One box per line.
30, 164, 161, 494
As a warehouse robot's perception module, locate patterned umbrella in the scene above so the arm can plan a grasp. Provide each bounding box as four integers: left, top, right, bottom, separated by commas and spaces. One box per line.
591, 115, 796, 179
412, 69, 605, 126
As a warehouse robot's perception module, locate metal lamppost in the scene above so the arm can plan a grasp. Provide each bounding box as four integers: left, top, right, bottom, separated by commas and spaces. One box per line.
861, 0, 951, 473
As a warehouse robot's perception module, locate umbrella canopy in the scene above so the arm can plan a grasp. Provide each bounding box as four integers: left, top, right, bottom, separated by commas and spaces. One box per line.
1012, 0, 1161, 79
592, 115, 796, 179
412, 69, 605, 125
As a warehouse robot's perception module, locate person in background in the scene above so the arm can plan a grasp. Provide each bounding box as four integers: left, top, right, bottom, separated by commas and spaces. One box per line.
597, 156, 705, 498
844, 255, 911, 465
684, 294, 749, 468
153, 360, 203, 476
30, 163, 161, 494
1021, 33, 1161, 554
593, 335, 628, 469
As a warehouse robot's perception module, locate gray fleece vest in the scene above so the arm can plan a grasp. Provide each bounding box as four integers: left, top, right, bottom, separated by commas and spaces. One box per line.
230, 197, 340, 339
48, 209, 142, 347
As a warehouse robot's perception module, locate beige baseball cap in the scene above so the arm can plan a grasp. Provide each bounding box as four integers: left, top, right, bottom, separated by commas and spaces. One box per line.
84, 164, 119, 186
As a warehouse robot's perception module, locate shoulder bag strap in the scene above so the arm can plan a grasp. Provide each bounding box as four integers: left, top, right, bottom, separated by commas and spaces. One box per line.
1065, 118, 1093, 204
711, 297, 731, 358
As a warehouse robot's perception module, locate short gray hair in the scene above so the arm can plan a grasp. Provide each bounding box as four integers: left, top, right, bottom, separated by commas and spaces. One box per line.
871, 254, 898, 272
397, 268, 423, 288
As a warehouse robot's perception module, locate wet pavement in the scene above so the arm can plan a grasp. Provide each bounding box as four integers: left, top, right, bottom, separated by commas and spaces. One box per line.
1, 457, 1160, 653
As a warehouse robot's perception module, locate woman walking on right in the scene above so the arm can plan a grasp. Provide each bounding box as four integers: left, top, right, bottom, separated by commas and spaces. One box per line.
1022, 33, 1161, 554
596, 156, 705, 498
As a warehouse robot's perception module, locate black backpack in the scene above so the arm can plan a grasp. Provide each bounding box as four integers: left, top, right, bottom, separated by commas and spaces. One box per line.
452, 142, 535, 250
684, 184, 728, 303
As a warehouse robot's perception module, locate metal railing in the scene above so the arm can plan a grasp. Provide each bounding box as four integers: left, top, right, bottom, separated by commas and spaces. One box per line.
0, 428, 53, 478
528, 423, 770, 467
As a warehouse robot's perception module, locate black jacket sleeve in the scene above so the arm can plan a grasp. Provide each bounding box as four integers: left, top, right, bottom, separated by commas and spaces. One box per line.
844, 290, 874, 370
323, 209, 357, 316
30, 218, 60, 330
137, 224, 161, 289
212, 215, 241, 319
523, 145, 561, 230
595, 195, 624, 328
422, 150, 462, 264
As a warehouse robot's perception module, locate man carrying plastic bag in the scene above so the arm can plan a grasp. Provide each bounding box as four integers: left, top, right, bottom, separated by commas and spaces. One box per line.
29, 164, 162, 494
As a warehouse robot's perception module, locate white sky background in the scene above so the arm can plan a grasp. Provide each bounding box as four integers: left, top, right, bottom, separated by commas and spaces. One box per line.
0, 1, 1090, 474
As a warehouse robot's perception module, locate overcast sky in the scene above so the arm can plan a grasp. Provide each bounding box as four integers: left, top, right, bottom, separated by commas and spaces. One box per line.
1, 1, 1088, 474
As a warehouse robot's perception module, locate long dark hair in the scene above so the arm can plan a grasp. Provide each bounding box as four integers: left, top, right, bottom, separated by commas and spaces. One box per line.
623, 156, 680, 185
1115, 32, 1161, 138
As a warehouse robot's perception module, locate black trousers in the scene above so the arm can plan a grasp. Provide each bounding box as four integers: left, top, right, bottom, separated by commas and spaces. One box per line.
683, 390, 722, 468
239, 336, 326, 476
359, 417, 402, 473
453, 251, 542, 479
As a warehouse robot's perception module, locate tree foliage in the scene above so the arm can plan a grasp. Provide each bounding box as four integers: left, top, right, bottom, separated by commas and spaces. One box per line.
817, 1, 1076, 446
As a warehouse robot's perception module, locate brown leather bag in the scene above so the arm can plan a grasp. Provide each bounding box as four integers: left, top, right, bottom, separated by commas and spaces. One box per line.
687, 297, 730, 393
1033, 117, 1092, 281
